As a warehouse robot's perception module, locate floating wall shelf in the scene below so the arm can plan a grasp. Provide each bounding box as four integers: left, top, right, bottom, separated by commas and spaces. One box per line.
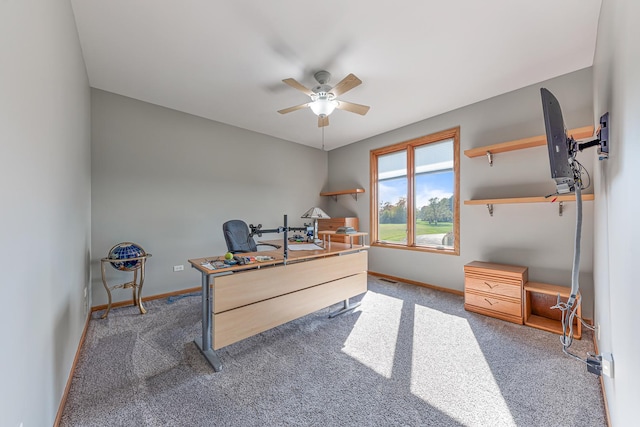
465, 194, 594, 216
464, 125, 595, 165
320, 188, 365, 201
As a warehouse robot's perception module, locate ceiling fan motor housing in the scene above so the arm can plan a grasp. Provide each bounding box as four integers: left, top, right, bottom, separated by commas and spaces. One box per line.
313, 70, 334, 94
313, 84, 333, 94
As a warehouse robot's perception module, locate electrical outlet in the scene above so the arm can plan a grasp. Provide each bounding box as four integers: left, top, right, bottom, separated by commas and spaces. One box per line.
84, 287, 87, 299
602, 353, 614, 378
173, 265, 184, 272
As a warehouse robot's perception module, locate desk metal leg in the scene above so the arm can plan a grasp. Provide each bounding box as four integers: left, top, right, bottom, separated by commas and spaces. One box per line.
329, 298, 361, 318
194, 271, 223, 372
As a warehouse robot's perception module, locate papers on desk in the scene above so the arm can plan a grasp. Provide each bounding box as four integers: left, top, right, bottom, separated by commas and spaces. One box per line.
200, 261, 232, 270
287, 243, 324, 251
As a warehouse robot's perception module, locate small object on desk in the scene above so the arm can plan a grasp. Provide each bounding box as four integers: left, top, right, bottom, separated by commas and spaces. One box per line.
232, 255, 255, 265
336, 226, 357, 234
255, 255, 275, 262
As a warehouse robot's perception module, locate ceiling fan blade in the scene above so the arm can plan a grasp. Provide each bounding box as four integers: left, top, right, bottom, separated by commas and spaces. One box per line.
282, 78, 314, 96
330, 73, 362, 97
278, 102, 311, 114
336, 101, 370, 116
318, 115, 329, 127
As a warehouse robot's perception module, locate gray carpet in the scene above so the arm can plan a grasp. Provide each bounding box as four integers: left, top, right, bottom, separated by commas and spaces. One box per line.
60, 276, 606, 426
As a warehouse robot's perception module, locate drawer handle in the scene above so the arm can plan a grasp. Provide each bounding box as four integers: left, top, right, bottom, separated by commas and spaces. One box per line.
484, 281, 497, 289
484, 298, 497, 306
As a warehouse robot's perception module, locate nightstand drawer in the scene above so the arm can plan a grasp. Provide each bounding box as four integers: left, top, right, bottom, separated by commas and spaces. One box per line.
465, 292, 521, 318
465, 277, 521, 300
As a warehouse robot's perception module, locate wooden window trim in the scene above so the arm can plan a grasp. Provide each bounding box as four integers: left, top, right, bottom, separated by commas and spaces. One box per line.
370, 127, 460, 256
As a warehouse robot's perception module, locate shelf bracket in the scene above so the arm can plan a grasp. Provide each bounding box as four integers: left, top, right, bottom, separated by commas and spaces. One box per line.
559, 201, 564, 217
486, 204, 494, 217
486, 151, 493, 167
329, 193, 359, 201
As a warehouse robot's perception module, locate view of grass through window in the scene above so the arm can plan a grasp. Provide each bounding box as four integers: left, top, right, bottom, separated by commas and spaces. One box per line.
379, 170, 454, 245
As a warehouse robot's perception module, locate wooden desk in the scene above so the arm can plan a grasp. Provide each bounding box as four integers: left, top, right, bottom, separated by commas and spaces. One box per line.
188, 240, 368, 371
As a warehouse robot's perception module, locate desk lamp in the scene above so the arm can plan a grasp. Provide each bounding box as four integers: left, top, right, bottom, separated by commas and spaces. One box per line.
301, 207, 330, 243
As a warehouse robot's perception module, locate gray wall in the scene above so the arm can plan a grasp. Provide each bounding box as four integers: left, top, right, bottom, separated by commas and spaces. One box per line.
91, 89, 329, 305
592, 0, 640, 424
0, 1, 91, 426
328, 68, 596, 317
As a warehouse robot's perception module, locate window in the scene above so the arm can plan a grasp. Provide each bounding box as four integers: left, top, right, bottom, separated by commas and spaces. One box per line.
370, 127, 460, 255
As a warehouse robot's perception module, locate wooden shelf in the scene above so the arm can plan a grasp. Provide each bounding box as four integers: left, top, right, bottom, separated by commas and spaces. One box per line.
320, 188, 365, 197
464, 194, 594, 205
320, 188, 365, 201
524, 281, 581, 339
464, 125, 594, 159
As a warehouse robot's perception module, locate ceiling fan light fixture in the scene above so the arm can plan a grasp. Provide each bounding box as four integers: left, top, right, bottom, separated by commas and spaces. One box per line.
309, 93, 338, 117
278, 72, 369, 125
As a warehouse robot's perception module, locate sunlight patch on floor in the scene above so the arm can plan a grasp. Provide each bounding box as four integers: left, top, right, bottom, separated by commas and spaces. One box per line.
341, 291, 403, 378
411, 305, 516, 426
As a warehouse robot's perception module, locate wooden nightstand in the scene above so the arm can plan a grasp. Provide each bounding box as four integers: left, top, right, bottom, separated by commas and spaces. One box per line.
464, 261, 528, 324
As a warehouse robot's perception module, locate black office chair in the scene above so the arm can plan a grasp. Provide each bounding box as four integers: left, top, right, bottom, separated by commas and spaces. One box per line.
223, 220, 258, 253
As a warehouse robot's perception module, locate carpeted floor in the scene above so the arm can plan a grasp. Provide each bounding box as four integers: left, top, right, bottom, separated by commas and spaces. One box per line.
60, 276, 606, 426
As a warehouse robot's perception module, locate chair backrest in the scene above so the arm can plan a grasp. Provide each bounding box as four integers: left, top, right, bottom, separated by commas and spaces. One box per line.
222, 220, 257, 253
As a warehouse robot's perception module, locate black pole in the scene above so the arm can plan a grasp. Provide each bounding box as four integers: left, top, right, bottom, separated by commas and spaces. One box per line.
283, 214, 288, 263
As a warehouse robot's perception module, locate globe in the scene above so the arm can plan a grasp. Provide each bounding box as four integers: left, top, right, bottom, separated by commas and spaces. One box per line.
108, 242, 146, 271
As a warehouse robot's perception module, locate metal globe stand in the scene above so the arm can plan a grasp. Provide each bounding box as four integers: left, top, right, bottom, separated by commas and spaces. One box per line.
100, 243, 152, 319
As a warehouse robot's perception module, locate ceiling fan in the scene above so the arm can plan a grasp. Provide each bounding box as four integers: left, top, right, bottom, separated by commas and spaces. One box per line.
278, 70, 370, 127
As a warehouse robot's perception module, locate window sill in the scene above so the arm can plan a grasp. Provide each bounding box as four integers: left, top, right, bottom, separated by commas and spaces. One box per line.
371, 242, 459, 256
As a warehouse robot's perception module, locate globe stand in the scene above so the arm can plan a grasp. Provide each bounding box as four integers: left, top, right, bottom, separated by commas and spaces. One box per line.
100, 243, 152, 319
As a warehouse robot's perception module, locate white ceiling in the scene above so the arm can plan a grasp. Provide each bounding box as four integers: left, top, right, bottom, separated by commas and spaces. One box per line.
70, 0, 602, 151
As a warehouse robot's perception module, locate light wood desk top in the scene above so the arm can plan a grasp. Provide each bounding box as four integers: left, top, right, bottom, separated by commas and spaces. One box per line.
188, 239, 368, 275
